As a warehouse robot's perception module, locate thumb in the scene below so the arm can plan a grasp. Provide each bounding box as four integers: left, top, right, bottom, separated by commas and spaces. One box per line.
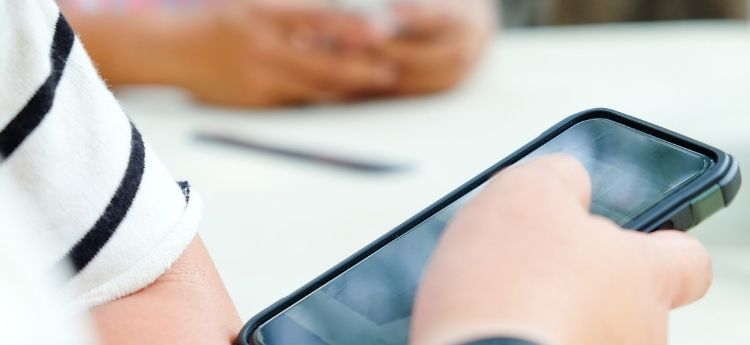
643, 230, 713, 308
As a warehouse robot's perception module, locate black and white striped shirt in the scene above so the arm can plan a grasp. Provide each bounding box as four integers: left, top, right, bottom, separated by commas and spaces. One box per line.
0, 0, 201, 314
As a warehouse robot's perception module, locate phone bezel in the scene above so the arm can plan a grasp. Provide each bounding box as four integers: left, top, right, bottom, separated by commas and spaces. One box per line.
236, 108, 739, 345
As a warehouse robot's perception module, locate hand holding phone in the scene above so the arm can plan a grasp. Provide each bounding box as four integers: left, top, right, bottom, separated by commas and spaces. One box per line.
411, 155, 712, 345
238, 109, 741, 345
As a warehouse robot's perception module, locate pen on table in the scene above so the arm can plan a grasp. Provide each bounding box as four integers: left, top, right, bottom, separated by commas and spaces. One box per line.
194, 131, 407, 174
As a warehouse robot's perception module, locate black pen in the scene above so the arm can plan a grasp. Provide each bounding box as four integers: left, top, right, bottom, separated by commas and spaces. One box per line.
194, 131, 407, 174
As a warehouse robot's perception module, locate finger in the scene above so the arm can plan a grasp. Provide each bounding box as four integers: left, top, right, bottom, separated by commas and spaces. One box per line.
392, 0, 494, 35
312, 13, 390, 49
379, 30, 486, 95
392, 3, 462, 38
642, 230, 713, 308
265, 71, 345, 105
504, 154, 593, 210
379, 39, 471, 95
273, 50, 397, 92
381, 34, 471, 71
228, 68, 343, 107
388, 66, 465, 95
262, 5, 389, 48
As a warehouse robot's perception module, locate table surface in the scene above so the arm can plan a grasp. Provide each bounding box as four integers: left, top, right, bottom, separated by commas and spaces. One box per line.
121, 20, 750, 344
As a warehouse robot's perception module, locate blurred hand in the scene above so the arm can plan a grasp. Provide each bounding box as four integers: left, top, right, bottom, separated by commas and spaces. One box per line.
378, 0, 495, 95
173, 2, 397, 107
411, 155, 712, 345
65, 0, 494, 107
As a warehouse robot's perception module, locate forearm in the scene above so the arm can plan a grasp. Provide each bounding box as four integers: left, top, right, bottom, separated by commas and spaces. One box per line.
61, 10, 193, 87
91, 236, 242, 345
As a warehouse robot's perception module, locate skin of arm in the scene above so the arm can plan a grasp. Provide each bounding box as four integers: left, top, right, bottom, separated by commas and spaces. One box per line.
91, 235, 242, 345
411, 155, 713, 345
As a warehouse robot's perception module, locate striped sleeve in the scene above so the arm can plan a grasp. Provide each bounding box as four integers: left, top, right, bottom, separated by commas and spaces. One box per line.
0, 0, 201, 310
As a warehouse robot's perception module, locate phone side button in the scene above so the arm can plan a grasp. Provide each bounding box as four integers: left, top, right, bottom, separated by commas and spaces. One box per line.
689, 184, 725, 226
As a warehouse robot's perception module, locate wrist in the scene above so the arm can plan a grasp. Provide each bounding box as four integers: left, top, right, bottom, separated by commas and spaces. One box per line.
115, 14, 199, 87
70, 11, 199, 87
152, 12, 216, 90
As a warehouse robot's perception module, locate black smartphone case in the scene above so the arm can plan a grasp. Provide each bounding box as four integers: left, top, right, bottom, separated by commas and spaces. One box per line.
236, 108, 741, 345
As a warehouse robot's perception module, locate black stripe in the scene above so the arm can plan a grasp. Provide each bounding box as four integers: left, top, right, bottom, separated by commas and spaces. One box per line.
177, 181, 191, 203
0, 14, 75, 159
65, 122, 146, 273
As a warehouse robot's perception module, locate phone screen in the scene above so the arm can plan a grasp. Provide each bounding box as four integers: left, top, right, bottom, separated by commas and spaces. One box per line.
252, 118, 713, 345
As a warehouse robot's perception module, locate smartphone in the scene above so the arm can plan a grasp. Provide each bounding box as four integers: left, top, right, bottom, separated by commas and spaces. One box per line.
236, 108, 741, 345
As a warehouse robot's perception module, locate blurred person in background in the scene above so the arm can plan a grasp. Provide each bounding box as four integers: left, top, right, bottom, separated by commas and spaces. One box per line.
58, 0, 495, 107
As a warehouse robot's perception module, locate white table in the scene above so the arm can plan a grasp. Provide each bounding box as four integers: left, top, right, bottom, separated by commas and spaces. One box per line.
121, 20, 750, 344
